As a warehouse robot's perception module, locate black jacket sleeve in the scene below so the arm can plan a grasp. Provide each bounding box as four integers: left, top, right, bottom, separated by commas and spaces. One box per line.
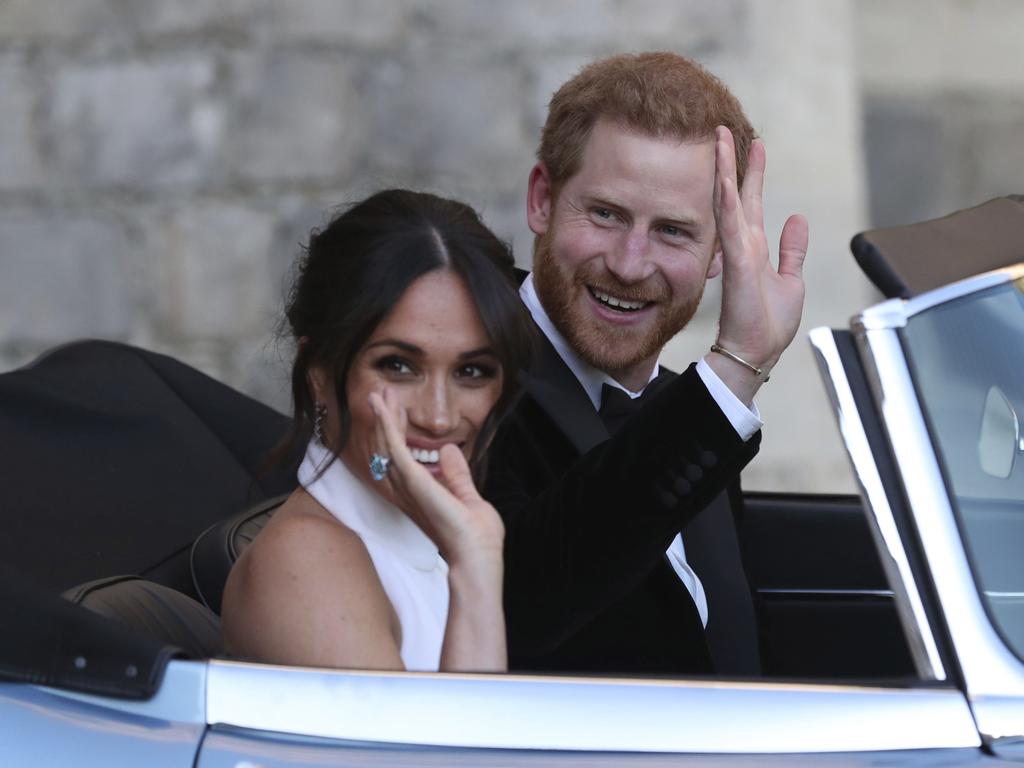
484, 364, 761, 656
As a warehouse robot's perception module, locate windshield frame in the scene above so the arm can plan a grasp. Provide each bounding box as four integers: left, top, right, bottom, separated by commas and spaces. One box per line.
850, 262, 1024, 749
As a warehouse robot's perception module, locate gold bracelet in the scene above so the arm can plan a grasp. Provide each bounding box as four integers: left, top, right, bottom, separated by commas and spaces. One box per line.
710, 343, 769, 381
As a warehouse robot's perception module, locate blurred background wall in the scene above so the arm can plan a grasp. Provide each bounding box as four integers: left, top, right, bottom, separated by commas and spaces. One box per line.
1, 0, 1022, 491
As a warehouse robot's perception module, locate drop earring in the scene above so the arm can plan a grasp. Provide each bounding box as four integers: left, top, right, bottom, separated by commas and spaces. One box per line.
312, 402, 327, 444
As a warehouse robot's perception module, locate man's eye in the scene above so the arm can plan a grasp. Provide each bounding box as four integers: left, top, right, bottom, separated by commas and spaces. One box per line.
660, 224, 683, 237
593, 208, 615, 221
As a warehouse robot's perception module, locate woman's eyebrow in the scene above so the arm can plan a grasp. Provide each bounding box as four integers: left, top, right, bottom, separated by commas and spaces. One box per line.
364, 339, 424, 355
458, 346, 497, 360
365, 341, 496, 360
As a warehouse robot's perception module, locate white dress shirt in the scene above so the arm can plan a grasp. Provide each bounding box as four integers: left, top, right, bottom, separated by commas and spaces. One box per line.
520, 274, 763, 628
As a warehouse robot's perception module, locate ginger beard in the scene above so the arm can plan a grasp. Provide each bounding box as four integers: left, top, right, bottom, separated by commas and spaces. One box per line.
532, 228, 706, 376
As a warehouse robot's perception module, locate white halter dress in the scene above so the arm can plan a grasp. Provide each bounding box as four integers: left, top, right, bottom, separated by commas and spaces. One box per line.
298, 441, 449, 671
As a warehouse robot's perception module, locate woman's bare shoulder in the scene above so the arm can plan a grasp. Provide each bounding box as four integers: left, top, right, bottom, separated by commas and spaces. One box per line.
246, 489, 364, 565
221, 488, 401, 668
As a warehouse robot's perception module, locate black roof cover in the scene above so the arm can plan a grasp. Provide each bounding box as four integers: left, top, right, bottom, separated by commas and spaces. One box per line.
851, 195, 1024, 299
0, 340, 298, 591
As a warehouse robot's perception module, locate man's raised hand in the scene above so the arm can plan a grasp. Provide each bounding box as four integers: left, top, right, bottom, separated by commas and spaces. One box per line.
708, 126, 808, 405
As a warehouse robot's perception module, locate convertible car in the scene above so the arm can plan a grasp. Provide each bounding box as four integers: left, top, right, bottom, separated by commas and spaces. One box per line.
2, 197, 1024, 766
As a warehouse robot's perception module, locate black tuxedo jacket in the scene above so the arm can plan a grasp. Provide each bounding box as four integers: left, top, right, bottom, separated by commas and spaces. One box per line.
485, 332, 762, 676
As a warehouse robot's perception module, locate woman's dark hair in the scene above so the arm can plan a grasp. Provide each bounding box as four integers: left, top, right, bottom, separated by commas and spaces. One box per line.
278, 188, 534, 479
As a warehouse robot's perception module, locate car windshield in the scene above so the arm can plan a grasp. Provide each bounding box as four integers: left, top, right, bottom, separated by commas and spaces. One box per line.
900, 276, 1024, 660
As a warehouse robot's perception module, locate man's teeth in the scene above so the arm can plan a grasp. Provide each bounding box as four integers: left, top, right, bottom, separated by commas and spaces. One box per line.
591, 288, 648, 311
411, 448, 440, 464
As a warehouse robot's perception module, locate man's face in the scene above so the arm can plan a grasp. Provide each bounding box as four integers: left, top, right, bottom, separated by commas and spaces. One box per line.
528, 119, 721, 379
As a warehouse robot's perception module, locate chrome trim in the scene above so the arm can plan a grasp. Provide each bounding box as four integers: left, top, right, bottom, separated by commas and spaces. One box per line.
856, 263, 1024, 331
37, 660, 207, 724
808, 327, 946, 680
856, 322, 1024, 741
757, 588, 894, 599
855, 298, 908, 331
206, 660, 979, 753
902, 264, 1024, 318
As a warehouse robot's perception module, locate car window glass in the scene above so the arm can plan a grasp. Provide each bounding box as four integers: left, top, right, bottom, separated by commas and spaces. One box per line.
901, 278, 1024, 659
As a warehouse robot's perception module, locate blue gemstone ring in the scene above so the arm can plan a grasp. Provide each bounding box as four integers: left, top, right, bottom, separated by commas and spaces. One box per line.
369, 453, 391, 481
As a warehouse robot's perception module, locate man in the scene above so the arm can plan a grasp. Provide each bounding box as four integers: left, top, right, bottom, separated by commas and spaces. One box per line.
485, 52, 808, 675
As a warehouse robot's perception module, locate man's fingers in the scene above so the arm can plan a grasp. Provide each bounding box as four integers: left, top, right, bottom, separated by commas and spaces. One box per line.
777, 214, 809, 280
714, 127, 745, 247
739, 138, 765, 231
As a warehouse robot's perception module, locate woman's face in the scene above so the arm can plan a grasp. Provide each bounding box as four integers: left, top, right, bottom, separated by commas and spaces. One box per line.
314, 269, 503, 507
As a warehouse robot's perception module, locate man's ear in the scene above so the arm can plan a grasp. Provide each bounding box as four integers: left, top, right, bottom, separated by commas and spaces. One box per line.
526, 162, 553, 236
706, 237, 723, 280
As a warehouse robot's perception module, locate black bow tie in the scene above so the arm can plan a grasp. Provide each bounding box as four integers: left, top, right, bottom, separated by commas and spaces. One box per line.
598, 370, 671, 436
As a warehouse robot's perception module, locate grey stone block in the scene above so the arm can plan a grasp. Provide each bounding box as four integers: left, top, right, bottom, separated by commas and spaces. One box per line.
0, 211, 133, 343
864, 90, 1024, 229
121, 0, 263, 38
0, 0, 116, 43
362, 51, 527, 182
225, 51, 364, 183
410, 0, 743, 51
0, 53, 45, 190
268, 0, 404, 47
862, 95, 949, 228
50, 56, 225, 188
961, 97, 1024, 204
143, 202, 277, 340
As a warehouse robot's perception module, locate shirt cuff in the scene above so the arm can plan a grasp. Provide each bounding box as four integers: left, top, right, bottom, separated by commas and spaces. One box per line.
695, 357, 763, 442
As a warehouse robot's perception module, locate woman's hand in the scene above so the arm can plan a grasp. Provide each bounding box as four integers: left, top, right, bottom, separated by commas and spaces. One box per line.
368, 389, 504, 564
370, 389, 507, 671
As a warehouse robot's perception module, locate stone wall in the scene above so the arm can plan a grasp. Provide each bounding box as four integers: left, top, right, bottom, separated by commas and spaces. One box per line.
857, 0, 1024, 228
7, 1, 1011, 493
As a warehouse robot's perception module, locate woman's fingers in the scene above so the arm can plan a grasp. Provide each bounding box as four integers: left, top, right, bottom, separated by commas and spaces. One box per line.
437, 444, 481, 505
368, 391, 420, 496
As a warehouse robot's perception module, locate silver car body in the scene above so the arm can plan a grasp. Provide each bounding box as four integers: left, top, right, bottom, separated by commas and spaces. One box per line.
4, 266, 1024, 766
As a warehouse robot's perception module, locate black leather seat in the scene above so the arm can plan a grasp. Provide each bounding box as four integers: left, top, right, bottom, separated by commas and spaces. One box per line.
191, 495, 288, 615
64, 576, 222, 659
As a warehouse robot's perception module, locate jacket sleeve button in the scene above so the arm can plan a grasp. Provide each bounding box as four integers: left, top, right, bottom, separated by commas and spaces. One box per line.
673, 477, 692, 497
685, 464, 703, 482
699, 450, 718, 468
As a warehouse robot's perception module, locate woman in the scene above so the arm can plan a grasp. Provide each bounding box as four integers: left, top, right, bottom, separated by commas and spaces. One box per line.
221, 190, 534, 672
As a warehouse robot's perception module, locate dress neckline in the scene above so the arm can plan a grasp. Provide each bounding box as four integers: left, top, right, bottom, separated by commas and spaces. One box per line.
298, 441, 442, 572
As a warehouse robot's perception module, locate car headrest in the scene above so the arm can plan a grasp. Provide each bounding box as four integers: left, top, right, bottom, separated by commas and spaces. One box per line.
850, 195, 1024, 299
190, 494, 288, 615
65, 576, 222, 660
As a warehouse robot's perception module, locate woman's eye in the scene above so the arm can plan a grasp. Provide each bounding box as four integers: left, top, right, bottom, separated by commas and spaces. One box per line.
456, 363, 498, 381
375, 356, 414, 375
